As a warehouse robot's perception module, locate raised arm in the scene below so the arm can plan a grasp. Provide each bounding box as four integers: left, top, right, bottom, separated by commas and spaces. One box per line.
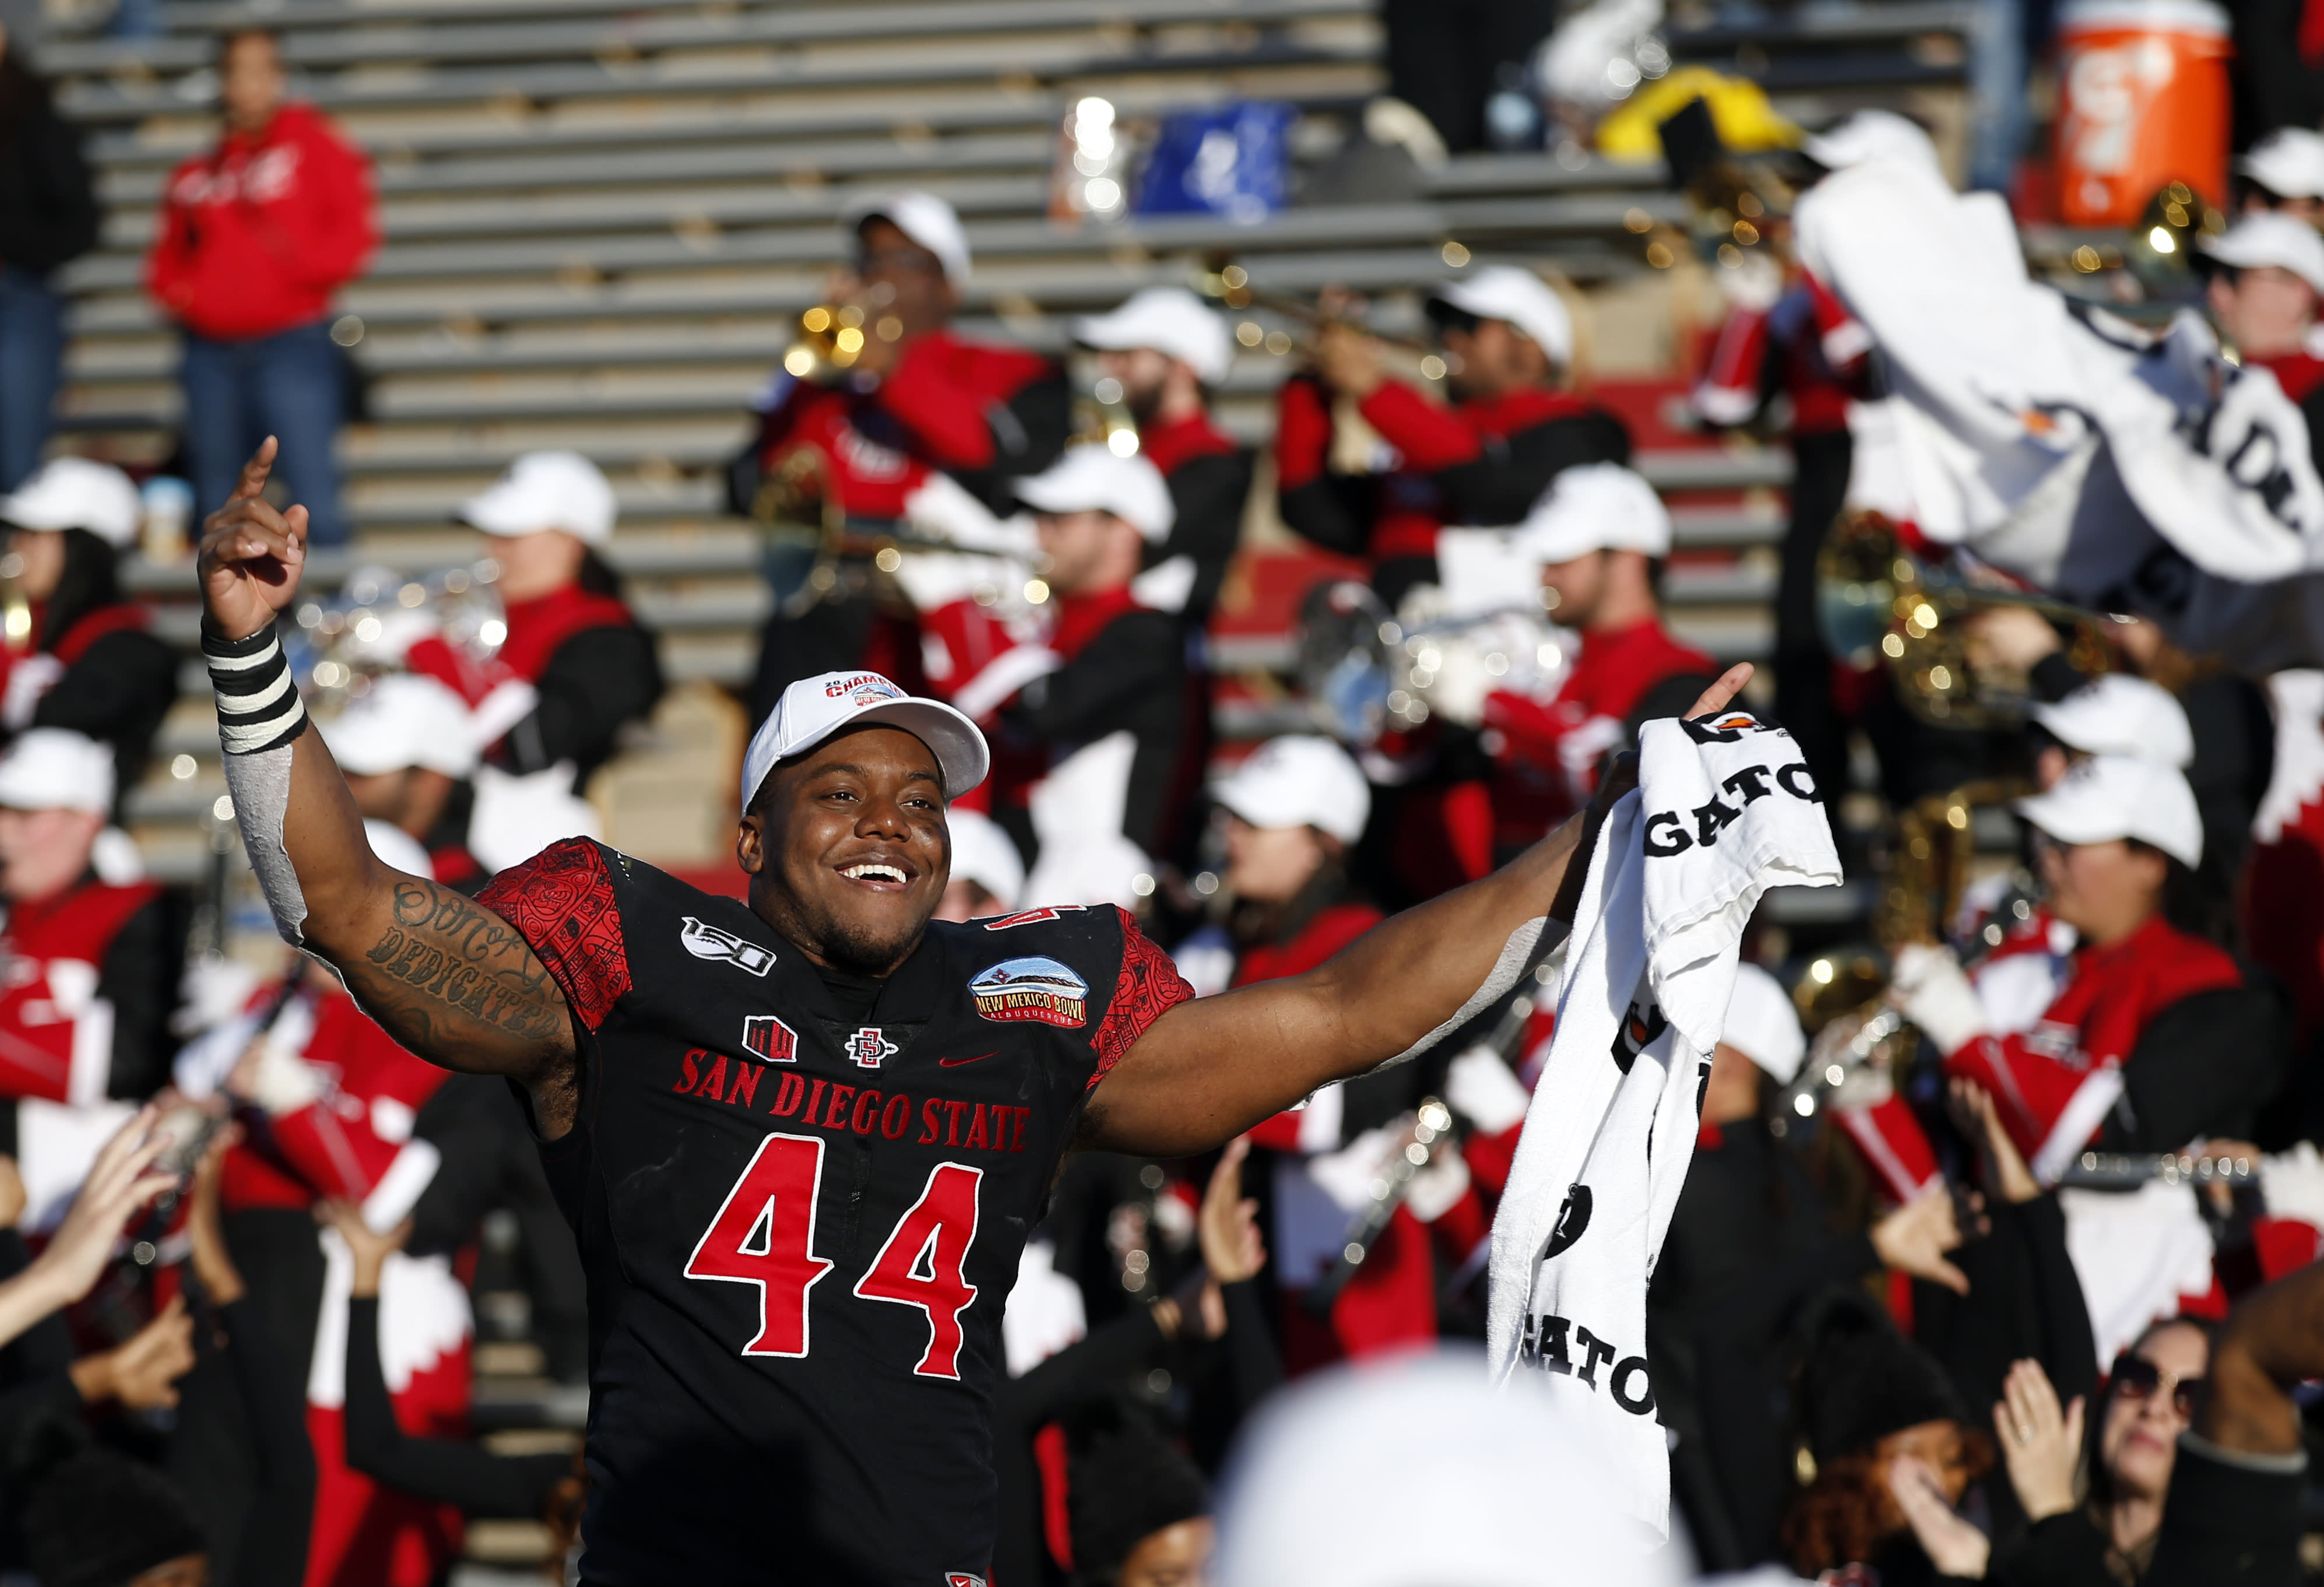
198, 441, 576, 1128
1083, 664, 1755, 1156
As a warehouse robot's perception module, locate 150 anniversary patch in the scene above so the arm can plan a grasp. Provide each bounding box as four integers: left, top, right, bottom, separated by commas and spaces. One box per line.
968, 957, 1089, 1027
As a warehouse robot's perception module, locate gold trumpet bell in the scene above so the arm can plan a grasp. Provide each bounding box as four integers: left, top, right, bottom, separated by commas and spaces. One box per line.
1816, 511, 2115, 729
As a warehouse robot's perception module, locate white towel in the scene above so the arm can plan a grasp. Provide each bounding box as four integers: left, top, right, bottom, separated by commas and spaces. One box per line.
1486, 711, 1841, 1539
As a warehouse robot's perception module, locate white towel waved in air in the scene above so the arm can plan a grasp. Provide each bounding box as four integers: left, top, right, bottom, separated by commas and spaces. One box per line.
1486, 710, 1841, 1540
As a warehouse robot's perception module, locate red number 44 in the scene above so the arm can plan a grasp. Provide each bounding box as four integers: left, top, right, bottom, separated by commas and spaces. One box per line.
683, 1133, 983, 1379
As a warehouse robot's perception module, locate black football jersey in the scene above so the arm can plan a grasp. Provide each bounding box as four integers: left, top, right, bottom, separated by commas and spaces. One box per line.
479, 840, 1191, 1586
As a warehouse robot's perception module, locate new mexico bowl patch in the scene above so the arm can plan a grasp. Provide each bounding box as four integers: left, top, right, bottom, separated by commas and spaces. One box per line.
969, 957, 1091, 1027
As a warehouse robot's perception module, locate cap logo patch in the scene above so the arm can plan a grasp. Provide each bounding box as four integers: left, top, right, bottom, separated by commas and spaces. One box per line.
968, 957, 1090, 1028
680, 916, 776, 976
823, 673, 902, 701
742, 1014, 796, 1063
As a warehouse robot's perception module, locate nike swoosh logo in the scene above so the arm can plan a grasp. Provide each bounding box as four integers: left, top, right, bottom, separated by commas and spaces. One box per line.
938, 1051, 997, 1068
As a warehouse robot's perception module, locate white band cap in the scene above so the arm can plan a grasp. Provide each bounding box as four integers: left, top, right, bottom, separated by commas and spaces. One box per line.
319, 674, 480, 778
1430, 266, 1573, 367
2238, 127, 2324, 200
0, 729, 113, 813
0, 458, 142, 549
944, 806, 1024, 910
2198, 211, 2324, 296
841, 189, 972, 288
1802, 109, 1943, 176
1073, 287, 1235, 385
1722, 961, 1806, 1084
2014, 753, 2203, 868
741, 670, 989, 810
1211, 735, 1372, 845
462, 450, 617, 547
2030, 673, 2194, 769
1519, 461, 1672, 561
1014, 445, 1176, 542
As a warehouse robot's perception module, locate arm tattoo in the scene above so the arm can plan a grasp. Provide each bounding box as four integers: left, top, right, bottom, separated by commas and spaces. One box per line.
341, 880, 569, 1069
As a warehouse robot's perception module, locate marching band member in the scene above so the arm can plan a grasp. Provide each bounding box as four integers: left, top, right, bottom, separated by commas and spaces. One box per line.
0, 731, 177, 1231
0, 458, 178, 803
316, 675, 480, 884
2198, 212, 2324, 472
1891, 756, 2284, 1181
947, 445, 1190, 904
1071, 286, 1253, 624
1479, 462, 1720, 858
932, 805, 1024, 922
737, 192, 1070, 705
2235, 127, 2324, 222
1277, 265, 1629, 610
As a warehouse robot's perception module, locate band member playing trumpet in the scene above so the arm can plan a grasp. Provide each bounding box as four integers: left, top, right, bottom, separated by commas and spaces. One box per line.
734, 192, 1070, 711
1071, 286, 1252, 624
1277, 265, 1629, 609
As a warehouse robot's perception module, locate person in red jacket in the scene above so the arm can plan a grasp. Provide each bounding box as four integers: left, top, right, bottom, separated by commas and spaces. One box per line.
1888, 756, 2287, 1184
1277, 264, 1629, 609
1481, 461, 1721, 858
736, 191, 1069, 713
1071, 286, 1253, 624
145, 29, 377, 547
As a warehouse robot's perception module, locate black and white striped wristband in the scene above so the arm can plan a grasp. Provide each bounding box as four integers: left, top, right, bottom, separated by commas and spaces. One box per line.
205, 622, 308, 755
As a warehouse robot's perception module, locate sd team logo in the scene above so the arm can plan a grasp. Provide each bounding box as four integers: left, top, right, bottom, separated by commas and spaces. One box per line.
968, 957, 1089, 1027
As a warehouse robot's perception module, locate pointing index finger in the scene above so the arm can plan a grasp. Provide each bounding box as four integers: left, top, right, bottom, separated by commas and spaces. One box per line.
231, 437, 279, 505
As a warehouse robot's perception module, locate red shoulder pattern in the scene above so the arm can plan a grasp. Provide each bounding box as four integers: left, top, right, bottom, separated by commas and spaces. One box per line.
1089, 907, 1195, 1089
477, 838, 630, 1030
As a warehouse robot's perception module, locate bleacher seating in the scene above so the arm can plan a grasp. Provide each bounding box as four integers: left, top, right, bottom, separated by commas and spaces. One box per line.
36, 0, 1966, 883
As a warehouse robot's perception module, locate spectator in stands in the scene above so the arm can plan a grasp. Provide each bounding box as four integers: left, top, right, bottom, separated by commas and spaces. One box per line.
1278, 265, 1627, 611
146, 28, 378, 549
2139, 1256, 2315, 1582
1479, 463, 1719, 859
1657, 963, 1977, 1571
933, 805, 1022, 922
2235, 127, 2324, 220
0, 458, 180, 801
0, 731, 179, 1111
1072, 287, 1253, 623
1898, 1318, 2210, 1582
0, 26, 97, 493
461, 449, 662, 788
1893, 756, 2286, 1177
1782, 1287, 1996, 1584
2196, 213, 2324, 476
961, 445, 1187, 903
737, 192, 1069, 711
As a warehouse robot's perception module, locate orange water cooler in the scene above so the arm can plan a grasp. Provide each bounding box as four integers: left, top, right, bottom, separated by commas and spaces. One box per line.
2054, 0, 2231, 226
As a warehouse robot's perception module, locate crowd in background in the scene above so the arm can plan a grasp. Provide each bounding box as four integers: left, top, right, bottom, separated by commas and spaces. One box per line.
0, 2, 2317, 1585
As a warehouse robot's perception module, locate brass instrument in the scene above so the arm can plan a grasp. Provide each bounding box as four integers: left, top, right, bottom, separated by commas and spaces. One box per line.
0, 552, 29, 651
778, 283, 905, 387
1817, 511, 2118, 729
1306, 1098, 1455, 1315
289, 562, 507, 715
1195, 262, 1439, 359
1781, 778, 2031, 1126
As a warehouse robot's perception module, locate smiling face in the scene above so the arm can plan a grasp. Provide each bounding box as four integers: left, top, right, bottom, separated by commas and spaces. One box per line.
738, 725, 951, 975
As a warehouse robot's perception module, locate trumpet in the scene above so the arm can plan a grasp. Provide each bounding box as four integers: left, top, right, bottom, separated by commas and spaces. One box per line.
1816, 511, 2119, 729
0, 551, 30, 652
779, 297, 905, 385
1195, 261, 1440, 359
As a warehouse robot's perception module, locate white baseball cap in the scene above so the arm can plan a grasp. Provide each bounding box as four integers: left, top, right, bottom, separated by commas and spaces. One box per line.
1073, 287, 1235, 386
1210, 735, 1371, 845
1214, 1350, 1680, 1587
1722, 961, 1806, 1085
1014, 445, 1175, 543
2014, 752, 2203, 868
319, 674, 480, 778
2199, 211, 2324, 296
1519, 461, 1672, 561
842, 189, 972, 288
0, 458, 142, 549
462, 451, 618, 547
2239, 127, 2324, 201
364, 817, 434, 882
2030, 674, 2193, 769
944, 806, 1024, 910
0, 729, 113, 813
1803, 109, 1943, 175
741, 669, 989, 810
1430, 266, 1574, 367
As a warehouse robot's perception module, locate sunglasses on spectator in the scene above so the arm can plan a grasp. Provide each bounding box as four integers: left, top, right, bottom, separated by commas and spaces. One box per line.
2109, 1353, 2204, 1417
